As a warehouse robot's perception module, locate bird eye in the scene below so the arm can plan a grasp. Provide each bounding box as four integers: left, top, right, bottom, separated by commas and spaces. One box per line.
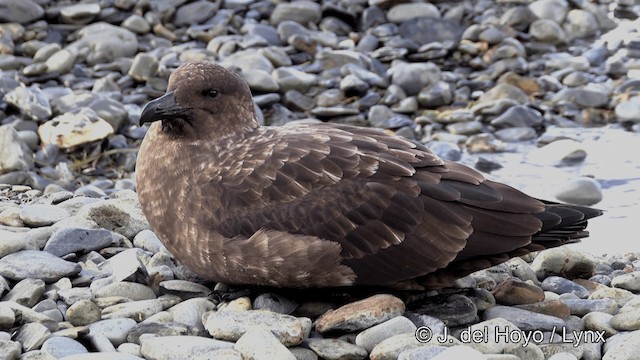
202, 89, 218, 98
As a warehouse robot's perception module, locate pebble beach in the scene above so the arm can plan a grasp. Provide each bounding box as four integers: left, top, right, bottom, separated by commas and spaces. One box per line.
2, 0, 640, 359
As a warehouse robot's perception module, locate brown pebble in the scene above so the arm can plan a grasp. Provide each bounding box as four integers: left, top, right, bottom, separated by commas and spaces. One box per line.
315, 294, 405, 334
492, 279, 544, 305
514, 299, 571, 320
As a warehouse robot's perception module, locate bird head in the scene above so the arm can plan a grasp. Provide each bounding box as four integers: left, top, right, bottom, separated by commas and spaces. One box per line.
139, 61, 259, 140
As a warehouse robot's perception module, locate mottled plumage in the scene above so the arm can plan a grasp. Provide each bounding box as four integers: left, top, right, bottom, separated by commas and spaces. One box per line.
136, 61, 601, 289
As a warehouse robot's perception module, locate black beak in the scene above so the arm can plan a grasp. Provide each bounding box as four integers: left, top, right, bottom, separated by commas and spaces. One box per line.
139, 92, 187, 126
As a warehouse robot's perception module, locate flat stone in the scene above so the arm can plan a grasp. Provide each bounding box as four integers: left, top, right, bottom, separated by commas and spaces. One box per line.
88, 318, 137, 347
95, 282, 156, 301
14, 322, 50, 351
0, 250, 80, 282
60, 3, 100, 24
241, 69, 279, 93
234, 327, 296, 360
205, 310, 310, 346
20, 204, 70, 227
316, 294, 405, 333
561, 298, 618, 316
159, 280, 210, 299
44, 228, 113, 257
270, 1, 321, 26
67, 22, 138, 65
140, 335, 236, 359
369, 333, 451, 360
0, 0, 44, 23
387, 3, 439, 23
479, 83, 529, 104
0, 126, 33, 175
307, 338, 367, 360
3, 277, 45, 307
102, 295, 181, 322
552, 88, 608, 108
483, 305, 564, 331
272, 67, 318, 93
41, 336, 88, 358
355, 316, 417, 352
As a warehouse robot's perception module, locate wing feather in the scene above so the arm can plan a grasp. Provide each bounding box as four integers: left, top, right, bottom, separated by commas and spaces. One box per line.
202, 123, 598, 287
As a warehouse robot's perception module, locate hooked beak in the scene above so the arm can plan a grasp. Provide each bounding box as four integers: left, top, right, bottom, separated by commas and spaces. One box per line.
139, 92, 187, 126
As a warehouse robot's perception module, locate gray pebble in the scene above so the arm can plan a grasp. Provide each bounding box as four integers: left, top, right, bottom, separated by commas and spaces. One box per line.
0, 339, 21, 360
41, 336, 88, 358
122, 15, 151, 34
44, 228, 113, 257
355, 316, 416, 353
20, 204, 70, 227
542, 276, 591, 298
140, 335, 236, 360
554, 177, 603, 206
390, 62, 441, 96
76, 192, 150, 239
270, 1, 321, 26
611, 271, 640, 291
272, 67, 318, 93
14, 322, 51, 351
158, 279, 209, 299
611, 311, 640, 331
416, 294, 478, 327
483, 305, 564, 331
129, 53, 159, 83
65, 299, 102, 326
102, 295, 181, 322
88, 318, 137, 347
531, 247, 596, 280
582, 312, 618, 337
205, 310, 310, 346
235, 326, 296, 360
95, 281, 156, 301
253, 293, 298, 314
387, 3, 439, 23
3, 278, 44, 307
45, 49, 76, 74
0, 250, 80, 282
4, 85, 51, 121
561, 298, 618, 316
307, 338, 367, 360
167, 298, 216, 332
0, 126, 33, 175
